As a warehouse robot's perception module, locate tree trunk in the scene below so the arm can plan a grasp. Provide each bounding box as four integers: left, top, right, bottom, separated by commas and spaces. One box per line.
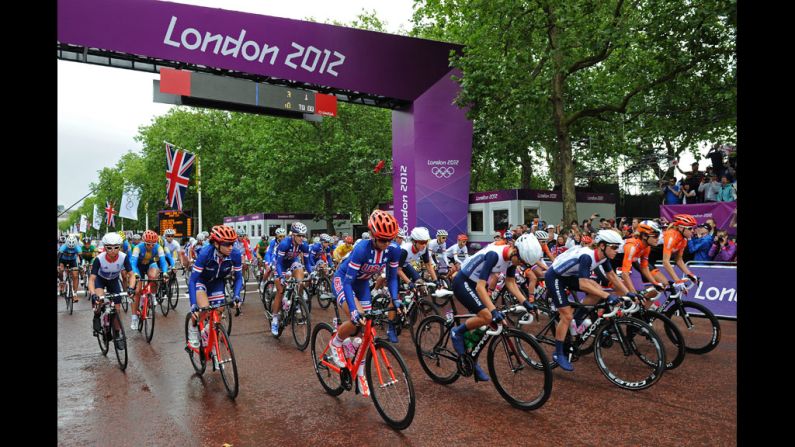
324, 190, 335, 234
520, 148, 533, 189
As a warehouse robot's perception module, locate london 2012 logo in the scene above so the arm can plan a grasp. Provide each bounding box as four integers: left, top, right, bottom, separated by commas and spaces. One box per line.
431, 167, 455, 178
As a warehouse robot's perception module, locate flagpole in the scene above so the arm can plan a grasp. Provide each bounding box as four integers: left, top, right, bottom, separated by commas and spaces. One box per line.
197, 152, 202, 234
145, 202, 149, 229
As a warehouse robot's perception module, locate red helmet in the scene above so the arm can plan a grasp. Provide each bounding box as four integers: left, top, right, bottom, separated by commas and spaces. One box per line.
368, 210, 399, 239
457, 234, 468, 242
672, 214, 697, 228
143, 230, 158, 243
581, 235, 593, 245
210, 225, 237, 243
344, 236, 354, 244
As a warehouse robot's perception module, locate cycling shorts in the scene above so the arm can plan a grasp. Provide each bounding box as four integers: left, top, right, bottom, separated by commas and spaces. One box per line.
452, 274, 486, 314
94, 276, 124, 298
544, 269, 580, 308
401, 264, 420, 282
193, 280, 226, 307
332, 276, 372, 311
60, 258, 78, 269
279, 260, 305, 276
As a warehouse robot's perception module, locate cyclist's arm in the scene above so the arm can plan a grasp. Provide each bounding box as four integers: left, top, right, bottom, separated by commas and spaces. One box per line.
576, 255, 611, 299
341, 249, 367, 313
661, 249, 681, 283
130, 245, 142, 277
232, 251, 243, 298
675, 254, 692, 278
303, 244, 314, 274
187, 248, 209, 306
474, 252, 500, 311
88, 258, 101, 295
274, 240, 287, 278
421, 250, 437, 281
156, 245, 169, 273
386, 252, 400, 302
621, 245, 638, 293
503, 271, 529, 304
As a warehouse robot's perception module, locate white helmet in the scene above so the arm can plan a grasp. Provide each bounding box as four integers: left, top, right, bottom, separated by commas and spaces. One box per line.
534, 230, 549, 240
275, 228, 287, 236
595, 229, 623, 245
291, 222, 307, 236
436, 229, 448, 237
200, 231, 209, 239
101, 232, 123, 246
196, 233, 206, 242
65, 236, 78, 249
361, 232, 371, 240
397, 228, 408, 239
320, 233, 333, 243
514, 234, 542, 265
131, 233, 142, 241
164, 228, 175, 236
238, 228, 247, 237
410, 227, 430, 241
189, 237, 196, 245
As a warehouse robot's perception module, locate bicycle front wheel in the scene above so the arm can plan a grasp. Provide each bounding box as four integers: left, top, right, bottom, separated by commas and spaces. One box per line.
184, 312, 206, 375
111, 313, 127, 371
215, 324, 239, 399
144, 295, 156, 343
643, 310, 686, 370
665, 300, 721, 354
409, 299, 440, 345
594, 318, 665, 391
97, 318, 110, 356
310, 322, 344, 396
66, 283, 74, 315
367, 339, 416, 430
488, 328, 553, 410
169, 277, 180, 310
414, 315, 459, 384
317, 278, 332, 309
291, 296, 311, 351
159, 288, 170, 317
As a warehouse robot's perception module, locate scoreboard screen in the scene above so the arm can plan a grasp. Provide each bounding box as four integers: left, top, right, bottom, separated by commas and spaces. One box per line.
158, 210, 193, 238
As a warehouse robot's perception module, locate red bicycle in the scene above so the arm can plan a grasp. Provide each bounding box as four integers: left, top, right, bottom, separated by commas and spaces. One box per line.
135, 277, 162, 343
310, 308, 415, 430
184, 301, 239, 399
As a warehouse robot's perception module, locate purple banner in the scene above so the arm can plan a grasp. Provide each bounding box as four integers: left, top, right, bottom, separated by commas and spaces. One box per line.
660, 202, 737, 236
226, 213, 350, 221
469, 190, 517, 203
58, 0, 460, 101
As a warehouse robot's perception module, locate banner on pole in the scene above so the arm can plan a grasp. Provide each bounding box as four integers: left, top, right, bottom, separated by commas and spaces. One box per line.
119, 186, 141, 220
660, 202, 737, 236
79, 215, 88, 233
92, 204, 102, 230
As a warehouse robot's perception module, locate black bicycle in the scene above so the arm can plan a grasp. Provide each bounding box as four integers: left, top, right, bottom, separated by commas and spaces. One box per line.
166, 267, 181, 310
656, 279, 721, 354
373, 280, 440, 344
268, 277, 312, 350
59, 267, 80, 315
94, 292, 128, 371
414, 303, 553, 410
308, 264, 334, 310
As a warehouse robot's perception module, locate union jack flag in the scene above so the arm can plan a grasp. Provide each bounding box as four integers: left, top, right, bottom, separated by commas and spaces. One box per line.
105, 200, 117, 227
165, 143, 196, 212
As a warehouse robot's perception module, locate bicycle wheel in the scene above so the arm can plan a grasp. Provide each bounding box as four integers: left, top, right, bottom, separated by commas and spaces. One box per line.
66, 281, 74, 315
97, 314, 110, 356
367, 338, 416, 430
642, 310, 686, 370
159, 286, 170, 317
221, 299, 233, 336
111, 313, 128, 371
594, 318, 665, 391
143, 294, 156, 343
317, 277, 332, 309
409, 299, 440, 345
310, 322, 344, 396
414, 315, 459, 384
243, 265, 251, 283
488, 328, 553, 410
664, 300, 721, 354
214, 324, 239, 399
169, 277, 180, 310
291, 295, 311, 351
519, 306, 561, 370
184, 312, 206, 375
121, 282, 129, 313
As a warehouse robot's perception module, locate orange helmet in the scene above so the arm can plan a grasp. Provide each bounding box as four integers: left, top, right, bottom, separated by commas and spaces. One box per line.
210, 225, 238, 243
672, 214, 697, 228
344, 236, 353, 244
637, 222, 661, 236
457, 234, 468, 242
368, 210, 399, 239
143, 230, 158, 243
581, 235, 593, 245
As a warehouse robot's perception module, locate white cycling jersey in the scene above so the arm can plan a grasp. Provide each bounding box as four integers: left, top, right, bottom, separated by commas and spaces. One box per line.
400, 241, 430, 266
445, 243, 469, 263
94, 252, 128, 280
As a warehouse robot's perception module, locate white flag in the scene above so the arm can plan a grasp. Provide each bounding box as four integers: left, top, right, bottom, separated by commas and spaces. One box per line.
119, 187, 141, 221
92, 204, 102, 230
79, 215, 88, 233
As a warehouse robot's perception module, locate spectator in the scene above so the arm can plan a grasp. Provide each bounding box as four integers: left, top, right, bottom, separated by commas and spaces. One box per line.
709, 230, 736, 262
663, 177, 681, 204
546, 224, 557, 241
553, 234, 569, 256
621, 225, 633, 238
631, 218, 640, 233
699, 174, 721, 202
717, 175, 737, 202
680, 183, 697, 204
687, 223, 714, 262
705, 218, 718, 238
707, 144, 727, 179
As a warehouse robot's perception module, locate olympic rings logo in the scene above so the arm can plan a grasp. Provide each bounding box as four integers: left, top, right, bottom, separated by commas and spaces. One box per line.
431, 167, 455, 178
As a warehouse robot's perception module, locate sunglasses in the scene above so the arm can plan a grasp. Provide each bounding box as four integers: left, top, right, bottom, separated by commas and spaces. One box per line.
105, 245, 120, 250
606, 244, 620, 250
415, 240, 428, 245
439, 236, 447, 239
220, 241, 234, 247
166, 235, 173, 238
375, 238, 392, 244
145, 242, 154, 246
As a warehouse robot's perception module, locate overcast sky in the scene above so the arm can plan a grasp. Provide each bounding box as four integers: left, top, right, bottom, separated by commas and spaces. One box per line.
57, 0, 416, 209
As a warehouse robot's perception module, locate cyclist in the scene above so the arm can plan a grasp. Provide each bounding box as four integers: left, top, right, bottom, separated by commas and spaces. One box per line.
58, 235, 83, 300
234, 229, 253, 279
327, 210, 401, 395
619, 221, 667, 301
270, 222, 314, 336
255, 234, 270, 273
309, 233, 335, 270
449, 234, 543, 381
186, 225, 243, 348
428, 229, 449, 280
79, 237, 98, 282
162, 229, 182, 266
658, 214, 700, 289
263, 228, 287, 284
398, 227, 441, 290
333, 235, 354, 264
543, 229, 631, 371
190, 232, 207, 261
129, 230, 170, 330
89, 232, 136, 349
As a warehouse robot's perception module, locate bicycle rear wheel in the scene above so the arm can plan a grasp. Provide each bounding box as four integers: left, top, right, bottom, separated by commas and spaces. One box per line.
184, 312, 206, 375
168, 277, 180, 310
310, 322, 344, 396
214, 324, 239, 399
594, 318, 665, 391
409, 299, 440, 345
291, 296, 311, 351
665, 300, 721, 354
66, 282, 74, 315
143, 295, 156, 343
488, 328, 553, 410
414, 315, 459, 384
159, 286, 170, 317
642, 310, 686, 370
97, 316, 110, 356
367, 339, 416, 430
111, 313, 127, 371
317, 277, 332, 309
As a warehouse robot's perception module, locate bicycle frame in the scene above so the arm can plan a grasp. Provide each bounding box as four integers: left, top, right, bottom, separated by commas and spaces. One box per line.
186, 307, 226, 364
319, 318, 400, 388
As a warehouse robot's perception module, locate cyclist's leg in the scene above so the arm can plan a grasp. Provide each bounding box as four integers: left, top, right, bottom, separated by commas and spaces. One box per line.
545, 271, 579, 370
188, 284, 210, 347
293, 265, 305, 295
448, 274, 492, 380
58, 262, 66, 293
147, 265, 160, 295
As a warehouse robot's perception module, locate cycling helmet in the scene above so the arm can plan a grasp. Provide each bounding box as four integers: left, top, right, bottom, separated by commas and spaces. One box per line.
189, 237, 196, 245
362, 232, 371, 240
59, 236, 66, 243
595, 229, 623, 245
397, 228, 408, 240
82, 237, 91, 244
534, 230, 549, 240
672, 214, 697, 228
514, 234, 543, 265
290, 222, 307, 236
457, 234, 468, 242
101, 232, 123, 246
196, 233, 206, 242
164, 228, 175, 236
504, 231, 514, 241
131, 233, 141, 241
367, 210, 399, 239
238, 228, 247, 237
210, 225, 237, 243
275, 228, 287, 237
637, 221, 661, 236
142, 230, 158, 243
65, 236, 78, 249
344, 236, 353, 244
320, 233, 333, 243
436, 229, 448, 237
410, 227, 431, 242
581, 235, 593, 245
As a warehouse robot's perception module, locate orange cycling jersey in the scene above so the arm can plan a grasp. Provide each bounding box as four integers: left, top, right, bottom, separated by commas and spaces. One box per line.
622, 237, 651, 272
662, 229, 686, 256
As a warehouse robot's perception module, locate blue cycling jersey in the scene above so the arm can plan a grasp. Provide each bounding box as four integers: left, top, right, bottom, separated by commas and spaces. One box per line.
130, 242, 169, 276
188, 245, 243, 304
309, 242, 334, 268
274, 237, 313, 277
264, 238, 279, 264
59, 244, 83, 261
335, 240, 400, 313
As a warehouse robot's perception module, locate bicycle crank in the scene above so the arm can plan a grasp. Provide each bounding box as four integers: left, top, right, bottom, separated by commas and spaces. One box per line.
340, 367, 353, 391
457, 355, 474, 377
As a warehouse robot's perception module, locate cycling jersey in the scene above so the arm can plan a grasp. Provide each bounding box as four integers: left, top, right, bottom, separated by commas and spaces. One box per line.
548, 245, 612, 278
79, 244, 97, 262
427, 239, 448, 270
130, 242, 169, 276
233, 238, 252, 261
662, 229, 686, 257
333, 239, 400, 312
399, 241, 430, 266
188, 245, 243, 307
163, 238, 181, 256
333, 243, 353, 263
122, 240, 133, 257
58, 244, 82, 261
256, 239, 269, 257
264, 238, 280, 264
274, 236, 313, 277
91, 251, 132, 281
459, 245, 517, 282
445, 243, 469, 263
621, 237, 651, 272
309, 242, 334, 268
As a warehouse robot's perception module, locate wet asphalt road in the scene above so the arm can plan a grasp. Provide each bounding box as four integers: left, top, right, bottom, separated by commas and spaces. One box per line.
58, 277, 736, 446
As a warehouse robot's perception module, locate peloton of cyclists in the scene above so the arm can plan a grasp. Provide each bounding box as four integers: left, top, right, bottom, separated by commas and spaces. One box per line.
271, 222, 314, 336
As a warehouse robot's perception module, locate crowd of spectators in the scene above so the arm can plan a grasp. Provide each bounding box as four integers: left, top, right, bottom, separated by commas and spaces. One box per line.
661, 144, 737, 205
